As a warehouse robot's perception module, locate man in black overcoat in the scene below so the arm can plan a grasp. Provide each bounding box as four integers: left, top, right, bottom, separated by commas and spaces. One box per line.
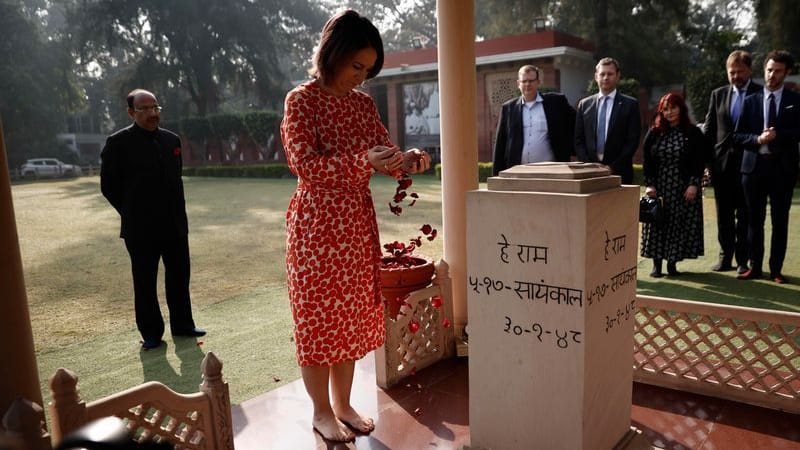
101, 89, 206, 349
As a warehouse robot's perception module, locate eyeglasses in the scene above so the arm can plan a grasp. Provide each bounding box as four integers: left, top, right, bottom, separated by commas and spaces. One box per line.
134, 105, 162, 113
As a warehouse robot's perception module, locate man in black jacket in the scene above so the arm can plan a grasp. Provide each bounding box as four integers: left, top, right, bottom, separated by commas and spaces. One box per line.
492, 65, 576, 175
703, 50, 761, 274
575, 57, 641, 184
733, 50, 800, 284
101, 89, 205, 349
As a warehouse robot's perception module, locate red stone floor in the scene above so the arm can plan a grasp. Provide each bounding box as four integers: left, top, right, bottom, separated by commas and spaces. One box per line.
232, 353, 800, 450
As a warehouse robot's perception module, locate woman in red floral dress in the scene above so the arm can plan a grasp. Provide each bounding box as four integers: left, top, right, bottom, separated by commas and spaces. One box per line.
280, 10, 431, 442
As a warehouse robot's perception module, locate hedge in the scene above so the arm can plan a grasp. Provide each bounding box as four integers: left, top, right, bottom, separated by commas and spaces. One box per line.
183, 164, 295, 178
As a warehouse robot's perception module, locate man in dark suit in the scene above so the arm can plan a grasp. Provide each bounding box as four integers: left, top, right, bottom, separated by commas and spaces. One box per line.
575, 57, 641, 184
733, 50, 800, 284
492, 64, 576, 175
101, 88, 206, 349
703, 50, 761, 274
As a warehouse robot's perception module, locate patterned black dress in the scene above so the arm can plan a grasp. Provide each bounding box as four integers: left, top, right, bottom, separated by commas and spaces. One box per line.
640, 126, 705, 261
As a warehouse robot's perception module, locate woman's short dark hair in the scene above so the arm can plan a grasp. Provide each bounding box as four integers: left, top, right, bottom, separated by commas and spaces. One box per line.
310, 10, 384, 83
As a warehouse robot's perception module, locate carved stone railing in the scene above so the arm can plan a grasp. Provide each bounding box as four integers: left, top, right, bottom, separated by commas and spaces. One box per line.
1, 397, 50, 450
376, 259, 456, 388
634, 295, 800, 413
48, 351, 234, 449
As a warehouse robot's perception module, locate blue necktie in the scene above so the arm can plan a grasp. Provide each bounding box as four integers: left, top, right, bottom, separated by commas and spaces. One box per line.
596, 96, 608, 160
731, 89, 744, 124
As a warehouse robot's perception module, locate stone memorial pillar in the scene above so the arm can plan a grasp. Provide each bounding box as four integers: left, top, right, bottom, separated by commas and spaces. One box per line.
467, 162, 639, 450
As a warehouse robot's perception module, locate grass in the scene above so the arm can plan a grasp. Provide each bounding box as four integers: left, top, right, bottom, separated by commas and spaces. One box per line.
12, 175, 442, 409
10, 176, 799, 413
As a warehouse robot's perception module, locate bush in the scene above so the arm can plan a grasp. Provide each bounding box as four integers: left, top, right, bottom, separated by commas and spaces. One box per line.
434, 162, 493, 182
183, 164, 295, 178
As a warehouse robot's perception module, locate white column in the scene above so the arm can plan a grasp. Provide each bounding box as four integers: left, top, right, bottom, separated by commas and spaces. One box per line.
436, 0, 478, 338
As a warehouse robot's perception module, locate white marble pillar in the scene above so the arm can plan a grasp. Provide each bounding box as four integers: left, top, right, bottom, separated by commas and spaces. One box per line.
436, 0, 479, 339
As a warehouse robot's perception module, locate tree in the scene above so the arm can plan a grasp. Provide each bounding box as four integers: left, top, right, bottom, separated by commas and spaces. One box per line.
324, 0, 437, 52
474, 0, 552, 40
682, 1, 749, 120
66, 0, 327, 116
0, 1, 80, 168
754, 0, 800, 63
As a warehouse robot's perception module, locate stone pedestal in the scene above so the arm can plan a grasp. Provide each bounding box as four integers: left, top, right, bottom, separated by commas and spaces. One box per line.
467, 162, 639, 450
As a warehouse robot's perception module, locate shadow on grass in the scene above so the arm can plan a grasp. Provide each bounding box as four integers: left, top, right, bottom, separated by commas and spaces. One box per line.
637, 270, 800, 313
139, 337, 206, 393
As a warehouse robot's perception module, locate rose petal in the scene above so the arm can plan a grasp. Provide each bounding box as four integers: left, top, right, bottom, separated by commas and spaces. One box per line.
431, 296, 443, 308
409, 320, 420, 333
442, 318, 451, 328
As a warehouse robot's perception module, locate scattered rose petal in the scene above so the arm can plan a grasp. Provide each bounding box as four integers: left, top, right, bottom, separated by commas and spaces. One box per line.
413, 407, 423, 417
410, 366, 417, 376
442, 318, 451, 328
408, 199, 417, 207
197, 341, 204, 346
409, 320, 420, 333
431, 296, 443, 308
410, 193, 419, 198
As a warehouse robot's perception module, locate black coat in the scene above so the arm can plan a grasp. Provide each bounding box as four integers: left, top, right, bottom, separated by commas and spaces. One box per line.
734, 89, 800, 176
100, 124, 188, 239
703, 81, 762, 173
492, 93, 576, 175
642, 125, 708, 188
575, 92, 641, 184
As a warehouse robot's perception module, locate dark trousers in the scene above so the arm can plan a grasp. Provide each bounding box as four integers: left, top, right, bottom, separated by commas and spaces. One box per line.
742, 157, 797, 274
124, 235, 196, 341
712, 166, 748, 266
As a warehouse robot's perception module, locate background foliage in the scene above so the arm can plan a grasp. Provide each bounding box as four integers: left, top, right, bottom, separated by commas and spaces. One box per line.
3, 0, 797, 168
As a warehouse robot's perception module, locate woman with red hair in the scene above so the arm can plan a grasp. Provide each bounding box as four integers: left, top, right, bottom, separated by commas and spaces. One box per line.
641, 93, 708, 277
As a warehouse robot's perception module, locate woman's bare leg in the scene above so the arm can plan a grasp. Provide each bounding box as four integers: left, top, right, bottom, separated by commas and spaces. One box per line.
330, 360, 375, 432
301, 365, 354, 441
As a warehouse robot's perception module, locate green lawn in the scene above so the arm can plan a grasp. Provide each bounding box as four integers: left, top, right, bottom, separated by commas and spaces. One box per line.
10, 176, 799, 411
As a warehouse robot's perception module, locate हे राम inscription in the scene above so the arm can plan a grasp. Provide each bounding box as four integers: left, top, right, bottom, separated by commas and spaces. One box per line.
497, 233, 549, 265
604, 230, 627, 261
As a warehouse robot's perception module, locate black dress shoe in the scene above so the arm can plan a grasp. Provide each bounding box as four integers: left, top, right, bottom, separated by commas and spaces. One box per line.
141, 338, 163, 350
711, 261, 734, 271
736, 265, 749, 275
650, 268, 663, 278
771, 273, 788, 284
172, 327, 207, 337
667, 262, 680, 276
737, 269, 763, 280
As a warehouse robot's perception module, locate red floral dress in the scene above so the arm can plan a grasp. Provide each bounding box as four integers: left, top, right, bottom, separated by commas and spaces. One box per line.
281, 80, 391, 366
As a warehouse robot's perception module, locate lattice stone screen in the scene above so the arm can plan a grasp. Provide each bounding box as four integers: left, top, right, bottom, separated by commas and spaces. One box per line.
485, 71, 519, 152
376, 260, 456, 388
634, 295, 800, 413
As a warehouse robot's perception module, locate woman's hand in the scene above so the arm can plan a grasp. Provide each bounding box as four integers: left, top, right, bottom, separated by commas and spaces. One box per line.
684, 185, 698, 202
401, 148, 431, 174
645, 186, 657, 198
368, 145, 402, 174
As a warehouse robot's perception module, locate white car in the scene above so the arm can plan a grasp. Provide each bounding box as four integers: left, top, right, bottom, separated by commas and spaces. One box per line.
20, 158, 82, 179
